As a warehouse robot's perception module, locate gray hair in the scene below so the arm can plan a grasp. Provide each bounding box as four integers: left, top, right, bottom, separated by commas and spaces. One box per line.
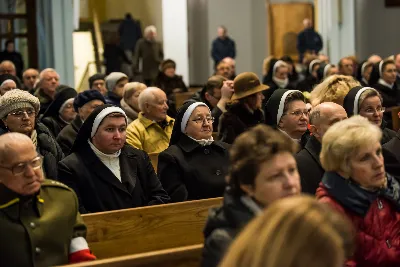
138, 87, 163, 111
39, 68, 60, 81
144, 25, 157, 36
0, 60, 16, 70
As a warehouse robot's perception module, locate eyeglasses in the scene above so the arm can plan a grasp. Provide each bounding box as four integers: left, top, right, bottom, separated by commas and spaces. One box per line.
363, 107, 386, 115
191, 117, 215, 124
8, 109, 36, 118
0, 156, 43, 175
284, 109, 310, 118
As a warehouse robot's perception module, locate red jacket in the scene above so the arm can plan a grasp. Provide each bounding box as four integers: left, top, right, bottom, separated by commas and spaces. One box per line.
317, 184, 400, 267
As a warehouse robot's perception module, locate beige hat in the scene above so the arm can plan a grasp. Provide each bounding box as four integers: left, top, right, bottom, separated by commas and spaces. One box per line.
231, 72, 269, 100
0, 89, 40, 119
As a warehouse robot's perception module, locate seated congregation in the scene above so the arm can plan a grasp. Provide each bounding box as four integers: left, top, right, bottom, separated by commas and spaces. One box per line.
1, 50, 400, 267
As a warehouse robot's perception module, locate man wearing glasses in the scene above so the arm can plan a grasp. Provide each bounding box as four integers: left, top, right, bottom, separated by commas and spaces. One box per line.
0, 133, 95, 266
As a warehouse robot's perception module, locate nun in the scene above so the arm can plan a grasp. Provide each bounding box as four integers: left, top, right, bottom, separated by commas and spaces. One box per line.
263, 59, 295, 101
157, 102, 230, 202
296, 59, 321, 92
58, 104, 170, 213
356, 60, 373, 86
343, 86, 396, 144
265, 89, 310, 149
316, 63, 339, 82
41, 87, 77, 138
369, 59, 399, 128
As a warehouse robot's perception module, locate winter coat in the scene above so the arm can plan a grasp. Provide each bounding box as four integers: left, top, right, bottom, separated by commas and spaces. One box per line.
58, 144, 170, 214
118, 17, 142, 51
295, 135, 325, 195
154, 72, 188, 98
56, 116, 83, 156
120, 98, 139, 124
218, 102, 264, 144
126, 113, 174, 154
296, 28, 323, 58
296, 75, 318, 92
382, 123, 397, 145
201, 189, 260, 267
133, 38, 164, 80
316, 172, 400, 267
371, 83, 400, 129
41, 116, 67, 139
211, 37, 236, 65
157, 134, 229, 202
105, 91, 122, 107
383, 132, 400, 179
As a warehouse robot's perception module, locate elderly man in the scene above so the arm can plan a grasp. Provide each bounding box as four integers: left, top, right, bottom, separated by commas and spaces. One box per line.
295, 102, 348, 194
126, 87, 174, 154
221, 57, 236, 80
0, 133, 95, 266
297, 19, 323, 63
89, 73, 107, 96
0, 60, 17, 76
133, 25, 164, 86
0, 79, 17, 95
338, 57, 354, 77
34, 68, 61, 114
211, 26, 236, 68
22, 68, 39, 93
57, 90, 105, 156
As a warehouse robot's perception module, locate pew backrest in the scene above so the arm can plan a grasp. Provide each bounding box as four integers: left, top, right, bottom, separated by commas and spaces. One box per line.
82, 197, 222, 259
175, 92, 194, 109
59, 244, 203, 267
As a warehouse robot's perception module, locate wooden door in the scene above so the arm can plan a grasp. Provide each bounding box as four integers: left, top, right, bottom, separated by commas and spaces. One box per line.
268, 3, 313, 62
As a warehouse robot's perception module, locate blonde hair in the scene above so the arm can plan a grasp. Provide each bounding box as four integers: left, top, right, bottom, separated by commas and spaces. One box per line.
310, 75, 360, 106
220, 196, 354, 267
123, 82, 147, 101
320, 115, 382, 176
262, 55, 275, 76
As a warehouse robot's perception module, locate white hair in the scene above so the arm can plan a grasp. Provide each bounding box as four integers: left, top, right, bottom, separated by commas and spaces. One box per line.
39, 68, 60, 80
144, 25, 157, 36
0, 60, 16, 70
138, 87, 164, 111
0, 79, 16, 88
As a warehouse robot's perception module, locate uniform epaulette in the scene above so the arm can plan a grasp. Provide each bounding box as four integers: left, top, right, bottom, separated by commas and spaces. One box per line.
41, 179, 72, 191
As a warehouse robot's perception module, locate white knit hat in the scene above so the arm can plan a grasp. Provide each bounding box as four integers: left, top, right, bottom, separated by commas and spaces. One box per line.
0, 89, 40, 119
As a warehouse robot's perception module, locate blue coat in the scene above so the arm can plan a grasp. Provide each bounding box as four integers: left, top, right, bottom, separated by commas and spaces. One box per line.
211, 37, 236, 64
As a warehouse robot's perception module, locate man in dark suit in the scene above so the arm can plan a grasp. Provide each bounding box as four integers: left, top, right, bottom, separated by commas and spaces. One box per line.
297, 19, 323, 64
211, 26, 236, 68
295, 102, 347, 194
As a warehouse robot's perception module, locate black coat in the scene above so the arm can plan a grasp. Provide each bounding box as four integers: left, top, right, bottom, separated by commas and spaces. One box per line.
41, 116, 67, 138
371, 83, 400, 129
382, 124, 397, 145
201, 189, 257, 267
383, 132, 400, 179
211, 37, 236, 65
58, 144, 170, 214
105, 91, 122, 107
157, 135, 229, 202
296, 76, 318, 92
218, 102, 264, 144
56, 116, 82, 156
295, 135, 324, 195
154, 72, 188, 97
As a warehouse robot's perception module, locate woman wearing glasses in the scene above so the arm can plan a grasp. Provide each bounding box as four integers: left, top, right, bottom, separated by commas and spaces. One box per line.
344, 86, 396, 144
157, 102, 230, 202
0, 89, 64, 180
265, 89, 310, 149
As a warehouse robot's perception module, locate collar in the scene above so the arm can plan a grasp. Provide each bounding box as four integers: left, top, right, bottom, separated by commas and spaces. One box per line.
378, 78, 394, 89
0, 184, 44, 217
120, 98, 139, 119
138, 112, 174, 129
88, 140, 121, 159
278, 128, 301, 143
240, 196, 263, 215
177, 134, 226, 153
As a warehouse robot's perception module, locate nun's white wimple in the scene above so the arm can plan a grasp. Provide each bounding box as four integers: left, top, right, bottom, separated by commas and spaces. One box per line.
91, 107, 126, 138
181, 102, 210, 133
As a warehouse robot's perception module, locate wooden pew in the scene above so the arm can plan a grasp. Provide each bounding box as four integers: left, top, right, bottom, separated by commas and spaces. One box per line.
189, 87, 202, 94
175, 92, 194, 109
391, 106, 400, 131
148, 152, 159, 173
82, 197, 222, 259
59, 244, 203, 267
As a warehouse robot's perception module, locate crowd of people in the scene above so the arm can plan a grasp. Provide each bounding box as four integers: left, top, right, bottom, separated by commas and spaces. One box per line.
0, 19, 400, 267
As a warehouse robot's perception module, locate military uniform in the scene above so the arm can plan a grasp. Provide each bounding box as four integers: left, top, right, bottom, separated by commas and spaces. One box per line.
0, 179, 89, 267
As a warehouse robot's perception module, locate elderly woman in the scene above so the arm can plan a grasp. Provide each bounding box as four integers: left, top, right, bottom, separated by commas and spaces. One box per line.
220, 196, 354, 267
154, 59, 188, 98
58, 104, 170, 213
263, 59, 295, 101
201, 124, 301, 267
218, 72, 268, 144
41, 87, 77, 138
265, 89, 310, 148
317, 116, 400, 267
158, 102, 230, 202
297, 59, 320, 92
310, 74, 360, 107
316, 63, 339, 82
343, 86, 396, 144
120, 82, 146, 124
0, 89, 64, 179
356, 60, 373, 86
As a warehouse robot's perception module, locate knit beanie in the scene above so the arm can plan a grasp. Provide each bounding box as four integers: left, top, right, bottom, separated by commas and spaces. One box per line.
105, 72, 128, 91
88, 73, 106, 89
160, 59, 176, 72
73, 90, 106, 112
0, 89, 40, 119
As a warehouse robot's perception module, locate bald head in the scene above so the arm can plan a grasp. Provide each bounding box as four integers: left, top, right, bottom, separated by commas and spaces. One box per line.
368, 54, 382, 64
303, 18, 312, 29
0, 60, 16, 76
23, 68, 39, 90
138, 87, 168, 122
309, 102, 348, 142
0, 133, 35, 165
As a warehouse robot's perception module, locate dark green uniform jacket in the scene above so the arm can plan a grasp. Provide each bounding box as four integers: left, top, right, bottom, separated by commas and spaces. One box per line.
0, 179, 87, 267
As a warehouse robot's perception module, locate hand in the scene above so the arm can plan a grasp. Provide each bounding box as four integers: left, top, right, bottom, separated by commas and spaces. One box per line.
220, 80, 234, 101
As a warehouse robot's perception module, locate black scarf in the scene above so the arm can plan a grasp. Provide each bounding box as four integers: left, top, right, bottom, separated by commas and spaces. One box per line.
322, 172, 400, 216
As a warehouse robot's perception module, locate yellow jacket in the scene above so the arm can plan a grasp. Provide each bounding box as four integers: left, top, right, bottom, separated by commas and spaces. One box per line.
126, 112, 175, 154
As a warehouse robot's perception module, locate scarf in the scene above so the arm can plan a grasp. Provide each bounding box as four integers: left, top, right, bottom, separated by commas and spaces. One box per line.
322, 172, 400, 216
30, 130, 38, 148
187, 135, 214, 146
272, 76, 289, 89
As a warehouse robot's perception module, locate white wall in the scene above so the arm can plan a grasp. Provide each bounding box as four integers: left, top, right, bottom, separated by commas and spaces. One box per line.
355, 0, 400, 60
162, 0, 189, 85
